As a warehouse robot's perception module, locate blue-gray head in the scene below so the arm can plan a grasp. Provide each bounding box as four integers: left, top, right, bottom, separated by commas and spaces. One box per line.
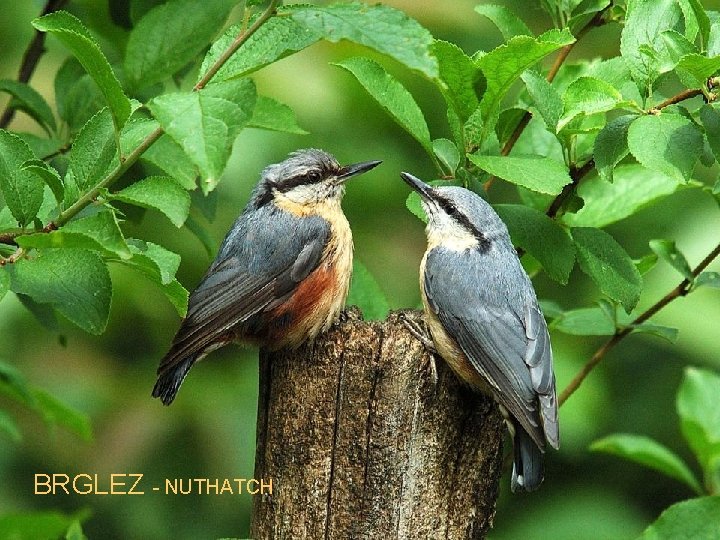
400, 172, 511, 251
251, 149, 381, 208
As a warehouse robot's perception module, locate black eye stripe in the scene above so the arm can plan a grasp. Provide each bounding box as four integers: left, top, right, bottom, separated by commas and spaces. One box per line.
434, 192, 490, 249
276, 169, 327, 192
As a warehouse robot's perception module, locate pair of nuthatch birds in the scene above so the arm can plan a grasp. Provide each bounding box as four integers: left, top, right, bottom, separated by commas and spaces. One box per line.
152, 149, 559, 492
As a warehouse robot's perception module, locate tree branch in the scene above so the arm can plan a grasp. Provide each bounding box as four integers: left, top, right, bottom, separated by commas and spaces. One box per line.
194, 0, 278, 91
559, 241, 720, 406
649, 88, 704, 113
0, 0, 280, 249
0, 0, 69, 129
545, 158, 595, 219
484, 6, 609, 190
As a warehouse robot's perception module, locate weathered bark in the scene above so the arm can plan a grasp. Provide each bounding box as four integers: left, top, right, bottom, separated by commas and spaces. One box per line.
250, 308, 504, 540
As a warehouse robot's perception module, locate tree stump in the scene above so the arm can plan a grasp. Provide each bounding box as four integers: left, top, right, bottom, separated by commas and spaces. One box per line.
251, 308, 504, 539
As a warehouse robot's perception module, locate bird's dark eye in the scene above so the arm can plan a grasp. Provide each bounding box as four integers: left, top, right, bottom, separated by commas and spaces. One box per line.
307, 170, 322, 183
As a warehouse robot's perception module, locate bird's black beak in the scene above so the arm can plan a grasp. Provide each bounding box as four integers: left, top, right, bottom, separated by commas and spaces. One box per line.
400, 172, 437, 202
337, 160, 382, 183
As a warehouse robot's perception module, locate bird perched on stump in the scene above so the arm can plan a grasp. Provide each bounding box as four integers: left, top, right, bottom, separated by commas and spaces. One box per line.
400, 171, 559, 492
152, 149, 381, 405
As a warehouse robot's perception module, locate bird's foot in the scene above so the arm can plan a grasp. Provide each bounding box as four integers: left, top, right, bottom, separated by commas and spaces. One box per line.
400, 312, 438, 385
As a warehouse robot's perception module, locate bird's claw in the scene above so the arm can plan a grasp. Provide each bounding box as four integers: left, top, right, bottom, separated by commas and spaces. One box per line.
400, 312, 439, 385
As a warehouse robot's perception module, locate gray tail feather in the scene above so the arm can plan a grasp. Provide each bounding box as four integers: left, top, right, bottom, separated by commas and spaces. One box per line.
511, 425, 545, 492
152, 356, 196, 406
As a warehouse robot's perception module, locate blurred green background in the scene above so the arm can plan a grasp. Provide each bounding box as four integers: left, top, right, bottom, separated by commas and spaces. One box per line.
1, 1, 720, 538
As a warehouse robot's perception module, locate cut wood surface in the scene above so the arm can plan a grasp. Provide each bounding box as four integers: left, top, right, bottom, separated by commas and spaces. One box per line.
251, 308, 504, 539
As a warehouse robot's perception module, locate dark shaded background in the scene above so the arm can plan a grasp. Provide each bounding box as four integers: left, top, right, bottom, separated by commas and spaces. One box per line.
1, 1, 719, 538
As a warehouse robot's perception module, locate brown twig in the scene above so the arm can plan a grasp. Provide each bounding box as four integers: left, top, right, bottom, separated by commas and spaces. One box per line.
545, 158, 595, 219
559, 241, 720, 406
649, 88, 704, 114
484, 6, 609, 191
0, 0, 69, 129
194, 0, 278, 90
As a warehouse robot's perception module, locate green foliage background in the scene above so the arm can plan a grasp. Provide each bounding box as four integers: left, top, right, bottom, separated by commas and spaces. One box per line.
1, 0, 720, 538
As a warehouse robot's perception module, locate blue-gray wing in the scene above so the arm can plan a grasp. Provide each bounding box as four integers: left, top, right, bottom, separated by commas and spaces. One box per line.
424, 247, 558, 450
158, 205, 330, 374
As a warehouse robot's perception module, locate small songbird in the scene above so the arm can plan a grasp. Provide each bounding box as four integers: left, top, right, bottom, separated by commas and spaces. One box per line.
400, 171, 559, 492
152, 149, 381, 405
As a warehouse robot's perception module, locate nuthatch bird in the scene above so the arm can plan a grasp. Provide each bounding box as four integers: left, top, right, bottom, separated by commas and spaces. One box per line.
400, 172, 559, 492
152, 149, 381, 405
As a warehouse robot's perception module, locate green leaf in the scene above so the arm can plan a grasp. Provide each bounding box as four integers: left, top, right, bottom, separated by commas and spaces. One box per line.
7, 248, 112, 334
594, 115, 636, 182
695, 271, 720, 289
477, 29, 575, 143
676, 53, 720, 89
20, 159, 64, 204
0, 130, 44, 226
572, 227, 643, 312
654, 30, 697, 77
334, 57, 432, 155
17, 134, 63, 160
475, 4, 533, 40
0, 409, 21, 442
521, 70, 562, 132
54, 58, 106, 133
567, 0, 611, 34
494, 204, 575, 284
113, 176, 191, 227
677, 367, 720, 476
0, 79, 56, 134
247, 96, 308, 134
563, 164, 680, 228
347, 259, 389, 321
65, 520, 87, 540
432, 40, 481, 122
17, 293, 60, 331
559, 76, 626, 131
590, 433, 703, 494
148, 78, 257, 193
200, 17, 321, 84
288, 2, 438, 78
635, 252, 659, 275
122, 240, 187, 315
0, 359, 34, 405
677, 0, 710, 46
32, 11, 130, 129
630, 322, 680, 343
126, 240, 181, 285
620, 0, 684, 91
33, 389, 92, 441
700, 105, 720, 163
125, 0, 234, 89
468, 154, 571, 195
0, 511, 79, 540
711, 22, 720, 58
627, 114, 703, 182
16, 211, 130, 259
121, 117, 197, 190
649, 239, 693, 280
0, 268, 9, 304
432, 139, 460, 175
550, 306, 616, 336
406, 192, 426, 223
637, 497, 720, 540
68, 107, 118, 192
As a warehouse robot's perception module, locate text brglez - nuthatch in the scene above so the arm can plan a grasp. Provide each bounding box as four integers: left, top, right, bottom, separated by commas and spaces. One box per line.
152, 149, 381, 405
400, 171, 559, 492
